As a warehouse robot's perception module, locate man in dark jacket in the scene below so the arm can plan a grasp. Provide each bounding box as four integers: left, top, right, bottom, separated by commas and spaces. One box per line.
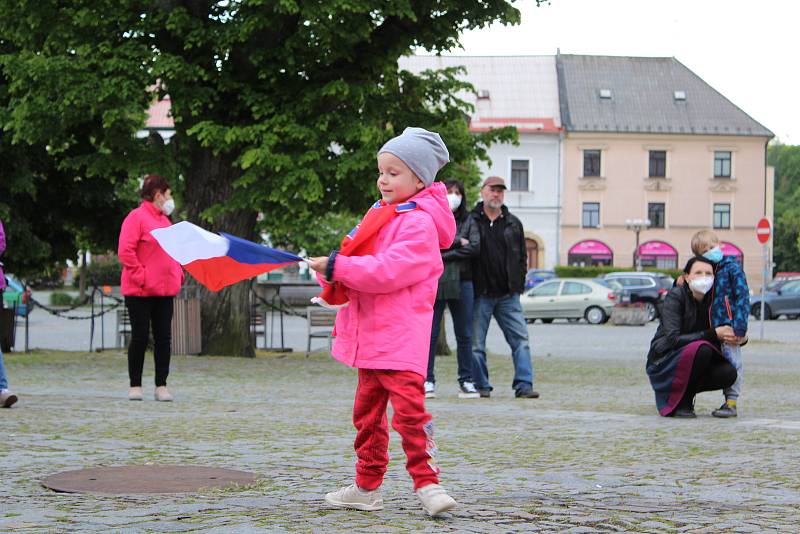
470, 176, 538, 399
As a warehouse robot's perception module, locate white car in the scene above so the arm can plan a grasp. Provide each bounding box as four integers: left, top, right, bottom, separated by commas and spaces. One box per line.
520, 278, 616, 324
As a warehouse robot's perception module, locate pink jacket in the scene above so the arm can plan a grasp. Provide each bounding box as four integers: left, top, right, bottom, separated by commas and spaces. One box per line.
118, 201, 184, 297
323, 183, 456, 377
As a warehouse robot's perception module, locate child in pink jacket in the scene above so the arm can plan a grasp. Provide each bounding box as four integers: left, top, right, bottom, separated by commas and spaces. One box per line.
307, 127, 457, 516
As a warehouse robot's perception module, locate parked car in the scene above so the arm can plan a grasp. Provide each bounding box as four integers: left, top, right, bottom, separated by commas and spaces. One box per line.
2, 275, 33, 317
750, 279, 800, 320
525, 269, 556, 289
599, 272, 673, 322
520, 278, 616, 324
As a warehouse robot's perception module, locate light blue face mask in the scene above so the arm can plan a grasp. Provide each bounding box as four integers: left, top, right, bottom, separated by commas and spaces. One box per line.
703, 246, 723, 263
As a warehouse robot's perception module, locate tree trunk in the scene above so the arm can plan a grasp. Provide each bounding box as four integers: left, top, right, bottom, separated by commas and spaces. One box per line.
78, 250, 87, 301
435, 316, 452, 356
183, 147, 257, 357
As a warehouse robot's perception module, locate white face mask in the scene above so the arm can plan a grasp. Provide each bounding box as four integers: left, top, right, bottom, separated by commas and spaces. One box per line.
161, 198, 175, 216
447, 193, 462, 212
689, 275, 714, 295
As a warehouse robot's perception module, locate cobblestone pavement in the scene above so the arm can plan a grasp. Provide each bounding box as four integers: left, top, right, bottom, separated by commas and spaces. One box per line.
1, 323, 799, 532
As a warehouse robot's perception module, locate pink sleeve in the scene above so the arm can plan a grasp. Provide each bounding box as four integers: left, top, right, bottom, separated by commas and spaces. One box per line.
118, 212, 145, 287
333, 212, 439, 294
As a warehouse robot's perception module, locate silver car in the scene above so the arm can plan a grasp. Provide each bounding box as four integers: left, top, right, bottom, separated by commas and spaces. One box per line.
520, 278, 616, 324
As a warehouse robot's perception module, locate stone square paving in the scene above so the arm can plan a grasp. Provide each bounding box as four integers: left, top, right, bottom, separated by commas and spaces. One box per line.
1, 320, 799, 532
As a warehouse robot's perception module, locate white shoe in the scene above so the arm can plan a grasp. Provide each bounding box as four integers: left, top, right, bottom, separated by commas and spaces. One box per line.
458, 381, 480, 399
154, 386, 173, 402
325, 484, 384, 511
416, 483, 457, 516
128, 387, 143, 401
424, 381, 436, 399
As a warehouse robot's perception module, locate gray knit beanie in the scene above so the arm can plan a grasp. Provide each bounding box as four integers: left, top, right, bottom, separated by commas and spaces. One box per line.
378, 127, 450, 187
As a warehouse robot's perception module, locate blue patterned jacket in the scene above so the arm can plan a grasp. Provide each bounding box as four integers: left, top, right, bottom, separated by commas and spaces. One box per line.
711, 256, 750, 337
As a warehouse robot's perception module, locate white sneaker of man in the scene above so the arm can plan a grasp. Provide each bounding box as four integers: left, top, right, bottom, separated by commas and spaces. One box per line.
458, 381, 480, 399
416, 483, 457, 516
424, 381, 436, 399
325, 484, 384, 511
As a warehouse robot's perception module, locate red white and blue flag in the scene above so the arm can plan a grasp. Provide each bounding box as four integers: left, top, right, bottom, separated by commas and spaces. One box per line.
151, 221, 302, 292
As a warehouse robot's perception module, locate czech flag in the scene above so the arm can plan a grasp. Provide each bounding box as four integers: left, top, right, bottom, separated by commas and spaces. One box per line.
151, 221, 303, 291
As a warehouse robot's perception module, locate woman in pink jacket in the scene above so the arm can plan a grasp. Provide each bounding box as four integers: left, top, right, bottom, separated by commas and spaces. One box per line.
308, 128, 458, 517
118, 175, 183, 402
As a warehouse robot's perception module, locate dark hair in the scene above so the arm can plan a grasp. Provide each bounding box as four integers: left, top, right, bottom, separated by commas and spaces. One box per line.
442, 179, 467, 220
140, 174, 171, 201
683, 255, 714, 274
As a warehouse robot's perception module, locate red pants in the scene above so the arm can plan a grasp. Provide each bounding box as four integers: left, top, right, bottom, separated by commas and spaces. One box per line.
353, 369, 440, 491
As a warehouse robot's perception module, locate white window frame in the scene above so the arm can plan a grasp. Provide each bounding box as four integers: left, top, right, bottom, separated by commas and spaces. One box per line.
712, 202, 732, 229
708, 146, 737, 180
582, 201, 601, 229
508, 157, 532, 192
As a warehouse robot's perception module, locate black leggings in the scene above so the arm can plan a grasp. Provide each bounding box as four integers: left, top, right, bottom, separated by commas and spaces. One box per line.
125, 296, 174, 387
679, 344, 737, 407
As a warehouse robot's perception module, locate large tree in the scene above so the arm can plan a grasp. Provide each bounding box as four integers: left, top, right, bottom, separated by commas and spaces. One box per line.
0, 0, 527, 355
768, 143, 800, 272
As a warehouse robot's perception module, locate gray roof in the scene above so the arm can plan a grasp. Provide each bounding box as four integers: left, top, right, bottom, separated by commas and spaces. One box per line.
557, 54, 773, 137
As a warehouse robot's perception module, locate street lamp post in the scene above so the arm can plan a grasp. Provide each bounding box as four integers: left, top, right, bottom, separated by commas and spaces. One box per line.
625, 218, 651, 272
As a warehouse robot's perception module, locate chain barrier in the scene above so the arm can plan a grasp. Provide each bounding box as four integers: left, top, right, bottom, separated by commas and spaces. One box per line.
28, 287, 121, 320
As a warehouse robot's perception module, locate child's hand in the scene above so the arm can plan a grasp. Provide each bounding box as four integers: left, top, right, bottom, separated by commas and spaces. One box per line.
306, 256, 329, 274
714, 325, 735, 343
460, 237, 469, 246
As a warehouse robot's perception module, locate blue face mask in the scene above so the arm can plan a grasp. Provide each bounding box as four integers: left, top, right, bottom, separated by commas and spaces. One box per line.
703, 246, 723, 263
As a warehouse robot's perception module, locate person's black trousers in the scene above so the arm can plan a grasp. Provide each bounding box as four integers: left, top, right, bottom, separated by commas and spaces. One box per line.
125, 296, 174, 387
679, 344, 737, 407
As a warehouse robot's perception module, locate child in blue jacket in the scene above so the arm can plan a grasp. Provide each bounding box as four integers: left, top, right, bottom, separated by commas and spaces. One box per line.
690, 230, 749, 417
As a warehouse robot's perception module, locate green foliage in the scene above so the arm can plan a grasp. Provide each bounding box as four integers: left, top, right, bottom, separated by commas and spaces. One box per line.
768, 143, 800, 272
84, 257, 123, 287
50, 292, 76, 307
554, 265, 682, 279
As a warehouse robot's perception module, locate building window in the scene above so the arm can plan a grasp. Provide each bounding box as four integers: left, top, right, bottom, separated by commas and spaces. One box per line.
714, 151, 732, 178
510, 159, 530, 191
649, 150, 666, 177
583, 150, 601, 177
648, 203, 665, 228
713, 203, 731, 229
582, 202, 600, 228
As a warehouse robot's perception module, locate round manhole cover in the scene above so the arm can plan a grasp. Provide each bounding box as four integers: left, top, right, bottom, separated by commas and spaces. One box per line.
42, 465, 258, 494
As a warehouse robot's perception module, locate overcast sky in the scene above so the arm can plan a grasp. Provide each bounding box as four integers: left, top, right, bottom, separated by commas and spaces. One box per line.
438, 0, 797, 144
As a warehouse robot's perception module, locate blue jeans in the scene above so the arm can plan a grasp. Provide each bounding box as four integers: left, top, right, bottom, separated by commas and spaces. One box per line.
0, 346, 8, 390
472, 293, 534, 391
722, 343, 742, 400
427, 281, 475, 384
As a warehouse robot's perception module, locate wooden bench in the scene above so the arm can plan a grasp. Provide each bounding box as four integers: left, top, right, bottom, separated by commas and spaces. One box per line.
306, 307, 336, 353
116, 307, 131, 349
250, 303, 267, 349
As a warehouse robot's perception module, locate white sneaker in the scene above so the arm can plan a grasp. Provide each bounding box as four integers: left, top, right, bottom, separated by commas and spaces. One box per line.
424, 381, 436, 399
154, 386, 173, 402
416, 483, 457, 516
458, 381, 480, 399
128, 387, 143, 401
325, 484, 384, 511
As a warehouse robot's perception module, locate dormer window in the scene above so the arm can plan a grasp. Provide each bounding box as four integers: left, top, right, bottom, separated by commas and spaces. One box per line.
674, 90, 686, 101
599, 89, 612, 99
476, 90, 490, 100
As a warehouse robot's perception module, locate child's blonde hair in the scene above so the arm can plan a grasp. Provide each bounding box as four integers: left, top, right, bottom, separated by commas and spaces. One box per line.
690, 230, 720, 255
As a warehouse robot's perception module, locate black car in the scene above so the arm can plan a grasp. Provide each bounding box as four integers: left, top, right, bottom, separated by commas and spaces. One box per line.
600, 272, 673, 321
